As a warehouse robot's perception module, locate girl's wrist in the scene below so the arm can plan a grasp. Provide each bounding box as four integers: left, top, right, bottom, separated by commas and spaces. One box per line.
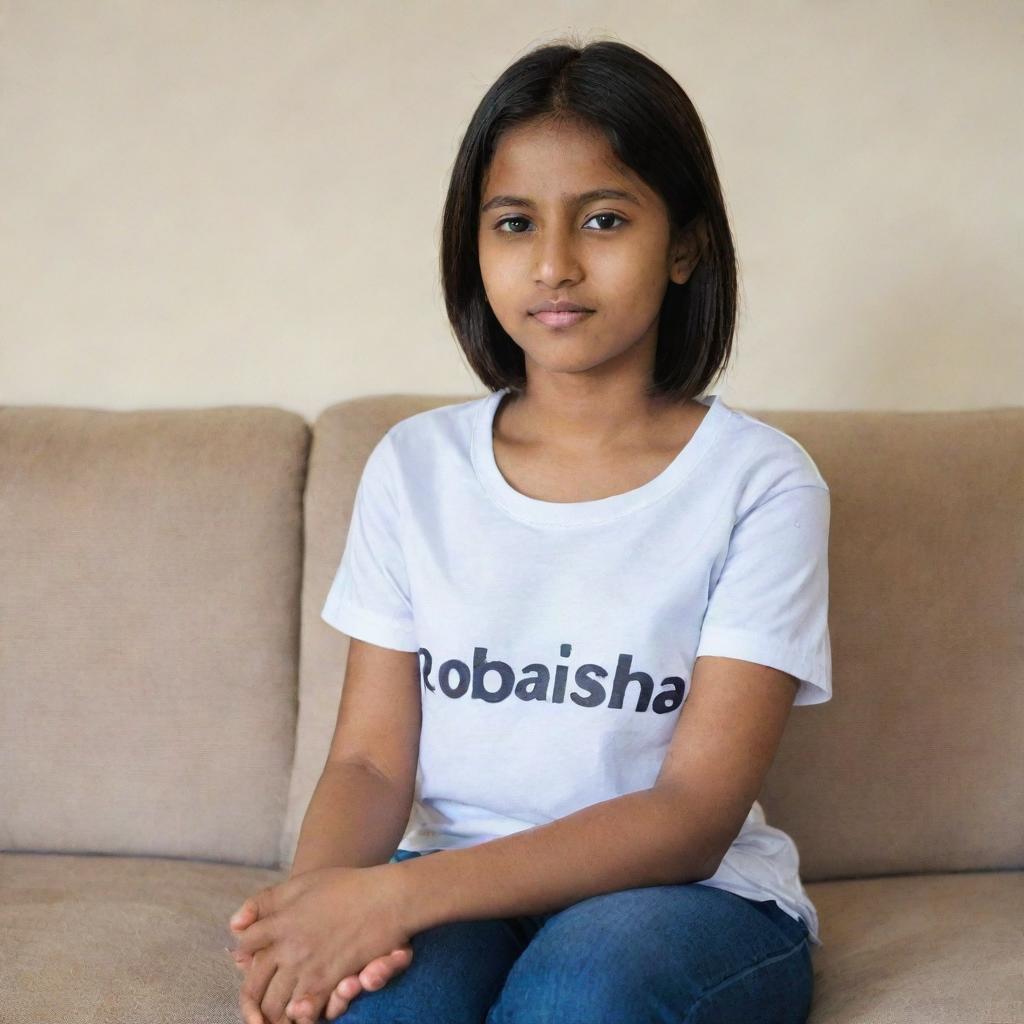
375, 859, 425, 937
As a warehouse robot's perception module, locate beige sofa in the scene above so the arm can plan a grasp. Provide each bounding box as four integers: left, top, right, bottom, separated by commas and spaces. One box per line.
2, 393, 1021, 1024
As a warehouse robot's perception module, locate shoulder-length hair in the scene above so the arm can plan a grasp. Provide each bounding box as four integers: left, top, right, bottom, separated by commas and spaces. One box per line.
440, 36, 738, 404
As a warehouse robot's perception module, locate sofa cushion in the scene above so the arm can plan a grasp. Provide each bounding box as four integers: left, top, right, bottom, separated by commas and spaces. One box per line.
1, 851, 287, 1022
2, 852, 1019, 1023
296, 396, 1023, 882
805, 868, 1024, 1021
0, 405, 308, 867
285, 393, 465, 868
753, 404, 1024, 881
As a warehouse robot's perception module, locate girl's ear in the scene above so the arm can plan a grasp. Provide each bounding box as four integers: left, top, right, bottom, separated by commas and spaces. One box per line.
670, 215, 709, 285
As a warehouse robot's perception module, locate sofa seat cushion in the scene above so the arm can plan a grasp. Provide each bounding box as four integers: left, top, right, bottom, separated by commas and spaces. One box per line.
5, 853, 1021, 1022
805, 869, 1023, 1022
3, 851, 287, 1022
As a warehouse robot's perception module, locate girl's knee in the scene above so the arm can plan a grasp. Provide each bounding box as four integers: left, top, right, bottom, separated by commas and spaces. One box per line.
486, 944, 654, 1024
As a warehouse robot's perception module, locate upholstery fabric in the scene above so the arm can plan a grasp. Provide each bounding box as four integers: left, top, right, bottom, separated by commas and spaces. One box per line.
1, 853, 1018, 1023
0, 405, 308, 867
2, 396, 1020, 1022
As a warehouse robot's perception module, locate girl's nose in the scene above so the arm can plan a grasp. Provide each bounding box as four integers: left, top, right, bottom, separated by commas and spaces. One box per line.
533, 234, 582, 284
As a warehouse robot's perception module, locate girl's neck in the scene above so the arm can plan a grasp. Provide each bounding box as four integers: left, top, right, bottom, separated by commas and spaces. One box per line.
495, 385, 704, 457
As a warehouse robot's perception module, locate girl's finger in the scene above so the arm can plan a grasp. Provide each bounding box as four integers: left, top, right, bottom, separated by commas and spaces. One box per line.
324, 975, 362, 1020
322, 947, 414, 1019
229, 902, 256, 929
284, 993, 318, 1022
226, 947, 252, 973
238, 947, 277, 1024
229, 914, 255, 934
369, 945, 412, 982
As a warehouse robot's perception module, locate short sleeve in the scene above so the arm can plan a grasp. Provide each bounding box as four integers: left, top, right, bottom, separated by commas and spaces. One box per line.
320, 430, 418, 652
695, 483, 832, 706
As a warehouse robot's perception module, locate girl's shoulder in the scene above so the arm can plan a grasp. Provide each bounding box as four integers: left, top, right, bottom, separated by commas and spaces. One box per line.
386, 392, 489, 450
381, 392, 494, 486
713, 398, 830, 497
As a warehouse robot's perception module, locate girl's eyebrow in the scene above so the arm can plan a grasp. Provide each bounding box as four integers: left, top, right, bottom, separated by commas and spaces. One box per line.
480, 188, 642, 213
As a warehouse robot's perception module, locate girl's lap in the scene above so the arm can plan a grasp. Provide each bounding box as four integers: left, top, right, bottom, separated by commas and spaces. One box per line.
486, 883, 812, 1024
327, 862, 813, 1024
322, 912, 543, 1023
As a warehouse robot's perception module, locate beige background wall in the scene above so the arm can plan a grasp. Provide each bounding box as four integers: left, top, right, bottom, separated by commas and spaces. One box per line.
1, 1, 1019, 420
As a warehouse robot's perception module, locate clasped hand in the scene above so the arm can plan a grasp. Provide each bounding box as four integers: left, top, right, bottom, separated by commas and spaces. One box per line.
227, 863, 412, 1024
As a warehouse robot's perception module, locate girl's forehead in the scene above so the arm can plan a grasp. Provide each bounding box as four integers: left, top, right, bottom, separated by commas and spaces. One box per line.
490, 119, 614, 165
483, 127, 643, 201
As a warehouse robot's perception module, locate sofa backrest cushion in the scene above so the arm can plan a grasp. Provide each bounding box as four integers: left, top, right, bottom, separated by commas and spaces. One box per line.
755, 402, 1023, 879
294, 395, 1022, 879
1, 405, 308, 868
284, 393, 464, 868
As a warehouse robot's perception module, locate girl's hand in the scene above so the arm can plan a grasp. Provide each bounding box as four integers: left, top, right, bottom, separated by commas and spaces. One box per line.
226, 865, 412, 1024
228, 933, 414, 1022
312, 943, 414, 1021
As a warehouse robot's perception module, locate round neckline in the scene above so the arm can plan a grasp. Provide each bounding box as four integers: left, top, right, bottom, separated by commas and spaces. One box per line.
471, 387, 727, 526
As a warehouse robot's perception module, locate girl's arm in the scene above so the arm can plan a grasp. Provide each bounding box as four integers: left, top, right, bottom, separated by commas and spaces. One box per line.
290, 638, 421, 876
390, 656, 799, 932
289, 759, 411, 876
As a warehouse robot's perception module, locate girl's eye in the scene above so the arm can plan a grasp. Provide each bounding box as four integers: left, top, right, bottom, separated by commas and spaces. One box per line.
494, 212, 626, 234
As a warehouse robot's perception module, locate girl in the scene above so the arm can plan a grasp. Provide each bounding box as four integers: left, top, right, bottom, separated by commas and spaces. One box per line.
228, 35, 830, 1024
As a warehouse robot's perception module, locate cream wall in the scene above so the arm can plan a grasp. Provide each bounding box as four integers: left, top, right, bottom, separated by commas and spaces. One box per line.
1, 1, 1019, 419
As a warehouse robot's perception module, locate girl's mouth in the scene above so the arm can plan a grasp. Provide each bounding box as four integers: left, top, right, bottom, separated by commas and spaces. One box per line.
531, 310, 593, 328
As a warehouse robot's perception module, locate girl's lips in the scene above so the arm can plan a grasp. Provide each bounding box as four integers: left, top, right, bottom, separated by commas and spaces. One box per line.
531, 310, 593, 327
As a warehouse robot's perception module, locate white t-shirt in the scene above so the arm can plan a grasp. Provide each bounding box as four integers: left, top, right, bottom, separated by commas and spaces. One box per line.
321, 387, 833, 947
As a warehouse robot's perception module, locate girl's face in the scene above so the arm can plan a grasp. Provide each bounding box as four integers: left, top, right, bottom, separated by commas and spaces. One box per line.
477, 118, 701, 385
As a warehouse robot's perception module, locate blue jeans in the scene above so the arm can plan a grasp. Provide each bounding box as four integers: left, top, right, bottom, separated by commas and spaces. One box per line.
324, 847, 813, 1023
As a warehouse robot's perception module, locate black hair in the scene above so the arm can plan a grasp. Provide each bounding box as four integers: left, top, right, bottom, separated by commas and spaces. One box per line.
439, 35, 738, 404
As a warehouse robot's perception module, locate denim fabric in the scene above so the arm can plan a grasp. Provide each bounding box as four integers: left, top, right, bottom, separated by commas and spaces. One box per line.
325, 847, 813, 1023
